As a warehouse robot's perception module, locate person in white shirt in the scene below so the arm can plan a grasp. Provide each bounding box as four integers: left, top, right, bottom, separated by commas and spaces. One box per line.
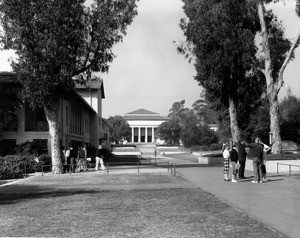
222, 142, 230, 181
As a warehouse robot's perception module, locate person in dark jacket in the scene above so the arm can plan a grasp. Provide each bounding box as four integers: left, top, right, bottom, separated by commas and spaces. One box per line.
68, 146, 77, 173
237, 140, 247, 179
229, 142, 239, 182
245, 137, 264, 183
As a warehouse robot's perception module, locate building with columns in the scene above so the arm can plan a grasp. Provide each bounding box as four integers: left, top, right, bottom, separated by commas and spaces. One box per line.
123, 109, 167, 143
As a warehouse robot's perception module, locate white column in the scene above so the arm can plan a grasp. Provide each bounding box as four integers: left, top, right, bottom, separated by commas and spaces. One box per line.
138, 127, 141, 143
145, 127, 148, 143
131, 127, 134, 142
152, 127, 155, 142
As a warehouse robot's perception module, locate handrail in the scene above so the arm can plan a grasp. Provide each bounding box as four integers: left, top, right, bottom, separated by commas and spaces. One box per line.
277, 163, 300, 176
38, 160, 172, 175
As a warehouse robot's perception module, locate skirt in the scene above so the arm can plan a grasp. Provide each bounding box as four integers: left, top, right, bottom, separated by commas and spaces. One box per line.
223, 158, 229, 174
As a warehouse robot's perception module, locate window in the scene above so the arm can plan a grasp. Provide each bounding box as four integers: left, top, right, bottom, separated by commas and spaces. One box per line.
25, 104, 49, 131
33, 139, 48, 154
70, 102, 81, 135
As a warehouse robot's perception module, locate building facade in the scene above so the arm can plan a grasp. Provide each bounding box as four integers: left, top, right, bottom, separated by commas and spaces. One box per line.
0, 72, 110, 155
123, 109, 167, 143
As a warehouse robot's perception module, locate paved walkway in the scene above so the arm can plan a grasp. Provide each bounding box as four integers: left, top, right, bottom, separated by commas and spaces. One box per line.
158, 155, 300, 238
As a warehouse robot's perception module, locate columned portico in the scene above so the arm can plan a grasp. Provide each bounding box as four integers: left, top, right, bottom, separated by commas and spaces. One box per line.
123, 108, 167, 144
130, 126, 158, 143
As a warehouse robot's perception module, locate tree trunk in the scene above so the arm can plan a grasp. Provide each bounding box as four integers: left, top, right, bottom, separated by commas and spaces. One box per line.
228, 96, 241, 143
269, 92, 282, 153
44, 100, 62, 174
257, 1, 281, 153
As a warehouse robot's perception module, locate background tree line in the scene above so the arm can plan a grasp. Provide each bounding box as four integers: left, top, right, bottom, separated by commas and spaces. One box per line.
157, 92, 300, 150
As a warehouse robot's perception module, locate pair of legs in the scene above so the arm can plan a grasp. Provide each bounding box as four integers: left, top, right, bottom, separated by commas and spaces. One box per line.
77, 158, 84, 171
70, 157, 76, 173
223, 158, 230, 181
252, 160, 262, 182
95, 156, 105, 171
238, 160, 246, 178
230, 162, 238, 182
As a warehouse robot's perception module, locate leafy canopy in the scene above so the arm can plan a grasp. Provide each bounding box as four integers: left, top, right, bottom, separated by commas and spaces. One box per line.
0, 0, 138, 109
107, 115, 131, 144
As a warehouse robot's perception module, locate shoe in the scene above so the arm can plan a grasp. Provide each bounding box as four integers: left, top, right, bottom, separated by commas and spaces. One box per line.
262, 178, 268, 182
231, 179, 238, 183
251, 180, 258, 183
224, 179, 229, 181
240, 176, 246, 179
258, 181, 263, 183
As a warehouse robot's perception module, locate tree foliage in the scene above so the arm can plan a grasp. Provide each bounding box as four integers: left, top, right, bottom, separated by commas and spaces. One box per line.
0, 0, 138, 109
157, 118, 182, 145
0, 0, 138, 173
158, 100, 219, 147
107, 115, 131, 144
0, 84, 23, 131
279, 91, 300, 144
179, 0, 261, 141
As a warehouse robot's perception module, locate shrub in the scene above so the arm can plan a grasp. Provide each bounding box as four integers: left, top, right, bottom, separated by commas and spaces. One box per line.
0, 154, 52, 179
191, 143, 223, 152
267, 153, 299, 161
15, 141, 44, 156
0, 166, 24, 180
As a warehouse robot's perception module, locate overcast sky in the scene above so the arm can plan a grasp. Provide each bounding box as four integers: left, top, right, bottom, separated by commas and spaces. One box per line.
0, 0, 299, 118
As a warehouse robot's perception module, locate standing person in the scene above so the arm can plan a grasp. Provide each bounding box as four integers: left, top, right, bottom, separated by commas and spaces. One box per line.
229, 142, 239, 183
95, 143, 106, 171
237, 139, 247, 179
245, 137, 264, 183
82, 144, 88, 171
69, 145, 77, 173
61, 146, 67, 173
65, 146, 71, 173
222, 142, 230, 181
259, 139, 271, 182
77, 146, 85, 172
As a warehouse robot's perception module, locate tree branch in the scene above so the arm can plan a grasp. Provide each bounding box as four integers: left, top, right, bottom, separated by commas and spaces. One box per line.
276, 30, 300, 94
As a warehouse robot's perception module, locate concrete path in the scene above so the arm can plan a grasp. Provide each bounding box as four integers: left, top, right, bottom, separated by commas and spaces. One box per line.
159, 155, 300, 238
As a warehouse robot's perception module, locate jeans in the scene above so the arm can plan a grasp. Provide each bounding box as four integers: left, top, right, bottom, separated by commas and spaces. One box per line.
252, 160, 262, 182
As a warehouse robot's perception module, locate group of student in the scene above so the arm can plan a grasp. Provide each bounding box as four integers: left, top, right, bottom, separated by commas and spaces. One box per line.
222, 137, 271, 183
60, 143, 106, 173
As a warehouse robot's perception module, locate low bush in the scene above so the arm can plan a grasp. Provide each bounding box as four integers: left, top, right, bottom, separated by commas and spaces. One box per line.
0, 154, 52, 180
0, 166, 24, 180
267, 153, 300, 161
111, 144, 137, 148
191, 143, 223, 152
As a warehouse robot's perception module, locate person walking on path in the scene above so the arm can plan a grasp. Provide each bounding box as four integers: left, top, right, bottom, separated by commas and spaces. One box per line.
237, 139, 247, 179
95, 144, 106, 171
229, 142, 239, 183
222, 142, 230, 181
245, 137, 264, 183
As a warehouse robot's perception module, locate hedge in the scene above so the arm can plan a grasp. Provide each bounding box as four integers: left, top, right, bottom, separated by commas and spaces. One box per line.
0, 154, 52, 180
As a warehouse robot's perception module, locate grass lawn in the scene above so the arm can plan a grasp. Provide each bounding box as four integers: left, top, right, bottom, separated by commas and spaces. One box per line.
0, 172, 283, 238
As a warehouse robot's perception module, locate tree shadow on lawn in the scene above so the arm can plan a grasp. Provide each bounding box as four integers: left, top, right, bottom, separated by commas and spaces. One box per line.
0, 185, 108, 205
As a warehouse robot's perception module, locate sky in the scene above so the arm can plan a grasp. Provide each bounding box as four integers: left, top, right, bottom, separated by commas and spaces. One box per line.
0, 0, 299, 118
